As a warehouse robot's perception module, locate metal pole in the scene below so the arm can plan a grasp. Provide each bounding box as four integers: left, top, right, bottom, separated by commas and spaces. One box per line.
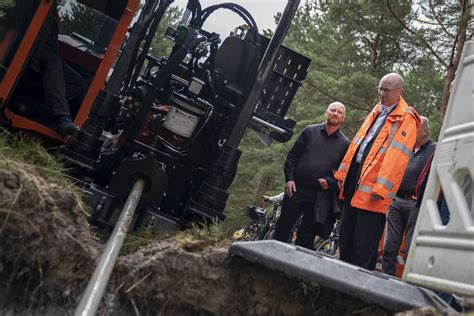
250, 116, 286, 134
75, 179, 146, 316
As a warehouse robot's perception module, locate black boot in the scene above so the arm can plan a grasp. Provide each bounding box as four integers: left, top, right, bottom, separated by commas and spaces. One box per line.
53, 115, 78, 136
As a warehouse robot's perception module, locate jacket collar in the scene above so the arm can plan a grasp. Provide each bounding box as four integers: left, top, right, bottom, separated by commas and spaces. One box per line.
419, 139, 434, 150
373, 96, 409, 118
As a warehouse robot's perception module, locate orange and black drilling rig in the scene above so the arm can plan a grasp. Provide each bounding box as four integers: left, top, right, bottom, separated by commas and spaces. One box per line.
0, 0, 309, 230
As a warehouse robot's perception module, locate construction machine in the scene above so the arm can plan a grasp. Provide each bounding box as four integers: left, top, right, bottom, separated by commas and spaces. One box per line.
2, 0, 472, 314
0, 0, 309, 231
2, 1, 310, 312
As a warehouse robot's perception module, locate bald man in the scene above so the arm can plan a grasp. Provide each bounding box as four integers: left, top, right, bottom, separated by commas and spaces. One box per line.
274, 102, 350, 249
334, 73, 421, 270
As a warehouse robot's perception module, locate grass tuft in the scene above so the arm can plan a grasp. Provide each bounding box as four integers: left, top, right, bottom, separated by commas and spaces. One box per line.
0, 129, 88, 214
121, 227, 173, 255
176, 220, 230, 251
0, 130, 70, 185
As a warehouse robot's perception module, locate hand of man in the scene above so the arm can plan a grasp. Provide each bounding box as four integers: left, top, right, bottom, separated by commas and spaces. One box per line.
318, 178, 329, 190
371, 194, 383, 201
262, 195, 270, 202
285, 181, 296, 198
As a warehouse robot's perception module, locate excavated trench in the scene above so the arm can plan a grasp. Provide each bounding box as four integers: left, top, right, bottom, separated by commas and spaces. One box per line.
0, 158, 435, 315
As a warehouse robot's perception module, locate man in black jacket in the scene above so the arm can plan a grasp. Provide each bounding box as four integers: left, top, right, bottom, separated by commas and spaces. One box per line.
36, 2, 85, 135
382, 116, 436, 275
273, 102, 350, 249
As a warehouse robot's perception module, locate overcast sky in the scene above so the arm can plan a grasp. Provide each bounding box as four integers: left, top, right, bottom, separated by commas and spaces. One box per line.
171, 0, 287, 36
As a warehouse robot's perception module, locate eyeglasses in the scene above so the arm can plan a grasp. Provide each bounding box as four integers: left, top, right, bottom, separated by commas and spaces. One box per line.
377, 86, 400, 92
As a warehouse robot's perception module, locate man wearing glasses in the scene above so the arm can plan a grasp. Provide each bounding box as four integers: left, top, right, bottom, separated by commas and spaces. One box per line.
334, 73, 421, 270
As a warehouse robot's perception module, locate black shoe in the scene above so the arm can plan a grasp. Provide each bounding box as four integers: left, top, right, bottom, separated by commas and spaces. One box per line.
53, 115, 78, 136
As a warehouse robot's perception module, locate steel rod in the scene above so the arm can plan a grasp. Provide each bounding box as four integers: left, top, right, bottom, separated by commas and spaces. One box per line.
75, 179, 146, 316
250, 116, 286, 134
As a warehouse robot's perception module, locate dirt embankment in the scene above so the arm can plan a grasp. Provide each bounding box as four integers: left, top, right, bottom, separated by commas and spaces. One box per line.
0, 159, 98, 314
0, 158, 391, 315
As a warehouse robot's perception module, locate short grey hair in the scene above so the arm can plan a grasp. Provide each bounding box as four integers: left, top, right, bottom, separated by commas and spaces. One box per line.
328, 101, 346, 113
420, 116, 430, 129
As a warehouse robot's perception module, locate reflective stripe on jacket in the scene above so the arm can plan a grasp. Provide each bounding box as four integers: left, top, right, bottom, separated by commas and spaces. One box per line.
334, 97, 421, 213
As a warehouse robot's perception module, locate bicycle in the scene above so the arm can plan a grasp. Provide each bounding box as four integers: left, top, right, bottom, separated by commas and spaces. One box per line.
241, 205, 268, 241
314, 220, 340, 257
240, 193, 284, 241
259, 193, 284, 240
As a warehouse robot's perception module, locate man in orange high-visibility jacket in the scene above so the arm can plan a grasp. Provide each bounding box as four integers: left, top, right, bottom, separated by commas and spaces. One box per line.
334, 73, 421, 270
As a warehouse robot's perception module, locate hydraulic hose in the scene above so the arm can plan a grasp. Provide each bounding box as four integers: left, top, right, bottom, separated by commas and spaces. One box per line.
127, 0, 174, 92
101, 35, 206, 179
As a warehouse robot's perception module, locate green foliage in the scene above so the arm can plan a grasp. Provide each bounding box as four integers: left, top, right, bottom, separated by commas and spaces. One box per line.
121, 227, 169, 254
388, 0, 472, 116
125, 220, 232, 254
283, 1, 415, 135
403, 56, 444, 139
0, 130, 86, 216
59, 2, 106, 41
176, 220, 230, 250
149, 6, 182, 58
398, 1, 473, 66
0, 0, 14, 18
224, 0, 464, 223
229, 1, 417, 213
0, 130, 71, 185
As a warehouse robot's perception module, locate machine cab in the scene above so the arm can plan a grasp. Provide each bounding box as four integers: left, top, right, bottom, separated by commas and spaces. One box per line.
0, 0, 139, 141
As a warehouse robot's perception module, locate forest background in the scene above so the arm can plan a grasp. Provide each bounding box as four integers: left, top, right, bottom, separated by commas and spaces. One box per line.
1, 0, 472, 231
221, 0, 472, 229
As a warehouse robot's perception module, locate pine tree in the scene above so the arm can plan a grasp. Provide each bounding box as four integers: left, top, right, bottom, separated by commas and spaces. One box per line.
283, 1, 416, 135
387, 0, 472, 117
227, 0, 467, 215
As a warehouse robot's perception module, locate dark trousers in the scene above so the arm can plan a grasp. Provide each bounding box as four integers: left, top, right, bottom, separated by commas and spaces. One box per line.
339, 160, 386, 270
274, 188, 333, 250
39, 44, 86, 120
382, 197, 419, 275
438, 196, 450, 225
339, 202, 386, 270
382, 196, 419, 276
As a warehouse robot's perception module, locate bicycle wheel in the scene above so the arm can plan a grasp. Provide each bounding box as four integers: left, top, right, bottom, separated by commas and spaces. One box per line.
263, 222, 278, 240
316, 237, 339, 256
257, 219, 270, 240
241, 222, 260, 241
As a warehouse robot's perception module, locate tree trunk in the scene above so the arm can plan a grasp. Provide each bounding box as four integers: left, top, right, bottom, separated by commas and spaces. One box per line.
255, 176, 276, 207
439, 66, 456, 118
439, 0, 469, 117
